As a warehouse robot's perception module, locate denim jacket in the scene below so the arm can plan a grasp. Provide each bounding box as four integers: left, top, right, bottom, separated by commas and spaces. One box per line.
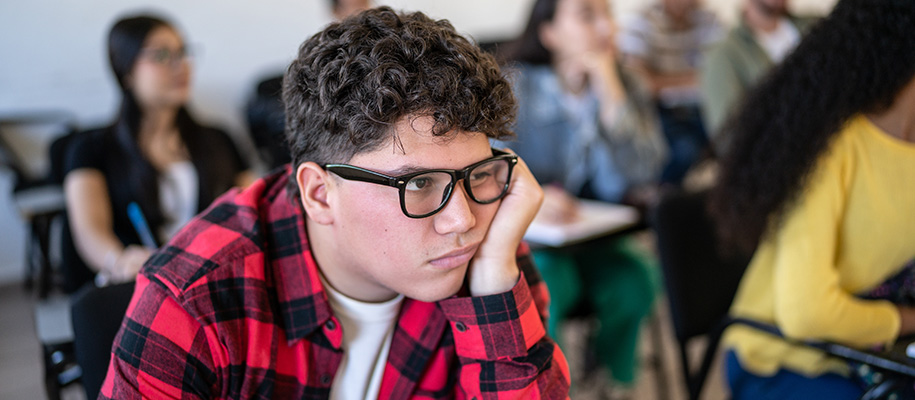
498, 63, 666, 202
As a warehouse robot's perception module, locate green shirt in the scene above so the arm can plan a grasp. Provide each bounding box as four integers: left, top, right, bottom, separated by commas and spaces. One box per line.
699, 15, 818, 154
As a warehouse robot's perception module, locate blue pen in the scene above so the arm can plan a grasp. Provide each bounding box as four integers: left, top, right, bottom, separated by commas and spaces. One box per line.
127, 202, 158, 248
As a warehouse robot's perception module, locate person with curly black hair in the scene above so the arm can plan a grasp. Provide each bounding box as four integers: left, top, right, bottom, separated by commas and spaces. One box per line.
709, 0, 915, 397
101, 7, 570, 399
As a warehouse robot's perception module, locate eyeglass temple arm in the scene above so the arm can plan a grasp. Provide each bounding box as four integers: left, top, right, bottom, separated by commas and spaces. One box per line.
324, 165, 400, 186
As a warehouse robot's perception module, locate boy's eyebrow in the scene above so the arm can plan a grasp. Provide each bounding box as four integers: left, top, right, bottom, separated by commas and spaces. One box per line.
383, 152, 498, 176
385, 165, 433, 176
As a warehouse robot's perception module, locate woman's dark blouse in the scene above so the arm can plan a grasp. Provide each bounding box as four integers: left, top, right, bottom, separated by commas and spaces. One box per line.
64, 126, 248, 247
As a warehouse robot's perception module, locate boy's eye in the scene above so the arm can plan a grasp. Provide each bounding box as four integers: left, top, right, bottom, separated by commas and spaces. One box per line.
405, 176, 435, 192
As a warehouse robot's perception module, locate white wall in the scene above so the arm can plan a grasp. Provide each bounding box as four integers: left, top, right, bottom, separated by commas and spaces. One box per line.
0, 0, 834, 285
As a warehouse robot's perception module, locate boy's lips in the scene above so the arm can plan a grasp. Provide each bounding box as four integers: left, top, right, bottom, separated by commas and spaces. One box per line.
429, 243, 480, 269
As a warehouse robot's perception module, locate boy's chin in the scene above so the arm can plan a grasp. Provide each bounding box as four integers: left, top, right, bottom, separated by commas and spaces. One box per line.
404, 280, 465, 303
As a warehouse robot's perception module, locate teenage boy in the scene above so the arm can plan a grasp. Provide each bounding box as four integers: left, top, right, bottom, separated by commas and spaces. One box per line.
101, 7, 570, 399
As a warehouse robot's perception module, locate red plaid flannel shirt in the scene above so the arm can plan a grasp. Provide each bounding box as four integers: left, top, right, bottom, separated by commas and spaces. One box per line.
101, 170, 570, 399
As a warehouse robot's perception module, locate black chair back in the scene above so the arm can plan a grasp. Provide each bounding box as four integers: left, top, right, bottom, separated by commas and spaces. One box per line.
246, 75, 290, 170
652, 189, 751, 400
70, 282, 135, 400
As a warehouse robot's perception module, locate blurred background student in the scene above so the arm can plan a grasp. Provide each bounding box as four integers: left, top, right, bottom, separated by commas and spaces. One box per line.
497, 0, 666, 392
709, 0, 915, 398
700, 0, 817, 155
618, 0, 722, 187
63, 14, 252, 289
245, 0, 371, 171
329, 0, 371, 20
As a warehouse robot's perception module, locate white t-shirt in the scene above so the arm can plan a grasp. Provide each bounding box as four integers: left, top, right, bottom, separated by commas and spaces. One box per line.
322, 276, 404, 400
755, 17, 801, 64
158, 161, 198, 240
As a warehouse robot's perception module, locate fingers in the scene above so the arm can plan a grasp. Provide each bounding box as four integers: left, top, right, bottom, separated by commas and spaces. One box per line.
490, 148, 544, 241
110, 245, 153, 283
466, 149, 543, 296
504, 150, 544, 218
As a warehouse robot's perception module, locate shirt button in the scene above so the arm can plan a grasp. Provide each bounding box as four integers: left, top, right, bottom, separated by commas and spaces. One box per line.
326, 320, 336, 330
320, 374, 332, 385
454, 322, 467, 332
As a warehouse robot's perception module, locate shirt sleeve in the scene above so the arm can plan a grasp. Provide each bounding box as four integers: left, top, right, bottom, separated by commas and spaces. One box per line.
437, 245, 571, 398
597, 68, 667, 189
616, 13, 650, 58
100, 274, 217, 399
699, 44, 743, 152
769, 144, 900, 347
64, 129, 105, 174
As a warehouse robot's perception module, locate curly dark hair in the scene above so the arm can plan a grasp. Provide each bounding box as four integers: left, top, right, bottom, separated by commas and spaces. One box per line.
282, 7, 516, 179
709, 0, 915, 253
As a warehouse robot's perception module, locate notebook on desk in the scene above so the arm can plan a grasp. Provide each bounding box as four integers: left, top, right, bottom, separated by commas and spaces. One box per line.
523, 199, 640, 247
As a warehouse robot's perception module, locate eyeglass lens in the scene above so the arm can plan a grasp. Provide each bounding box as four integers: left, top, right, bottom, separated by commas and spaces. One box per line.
142, 47, 188, 65
403, 158, 510, 216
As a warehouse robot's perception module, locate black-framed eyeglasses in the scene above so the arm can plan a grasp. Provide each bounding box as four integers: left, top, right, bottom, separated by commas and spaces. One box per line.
324, 148, 518, 218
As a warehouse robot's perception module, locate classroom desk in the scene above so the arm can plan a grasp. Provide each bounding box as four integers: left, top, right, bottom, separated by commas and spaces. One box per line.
522, 199, 643, 249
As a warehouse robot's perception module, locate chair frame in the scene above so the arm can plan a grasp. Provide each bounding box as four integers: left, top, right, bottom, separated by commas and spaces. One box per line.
652, 189, 749, 400
0, 112, 76, 298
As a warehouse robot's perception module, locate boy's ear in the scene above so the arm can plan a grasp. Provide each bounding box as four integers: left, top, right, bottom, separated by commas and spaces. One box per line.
296, 162, 334, 225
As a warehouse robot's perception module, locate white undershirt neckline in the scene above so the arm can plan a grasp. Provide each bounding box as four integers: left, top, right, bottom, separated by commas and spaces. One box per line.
755, 17, 801, 64
321, 275, 404, 400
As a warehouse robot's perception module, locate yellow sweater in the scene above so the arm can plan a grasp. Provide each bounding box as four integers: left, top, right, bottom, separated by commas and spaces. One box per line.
724, 115, 915, 377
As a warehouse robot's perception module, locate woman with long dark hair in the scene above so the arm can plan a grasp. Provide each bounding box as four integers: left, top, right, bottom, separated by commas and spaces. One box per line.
710, 0, 915, 397
498, 0, 666, 390
64, 14, 252, 286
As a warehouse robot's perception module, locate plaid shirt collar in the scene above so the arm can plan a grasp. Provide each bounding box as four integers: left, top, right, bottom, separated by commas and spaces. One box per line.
255, 171, 338, 344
